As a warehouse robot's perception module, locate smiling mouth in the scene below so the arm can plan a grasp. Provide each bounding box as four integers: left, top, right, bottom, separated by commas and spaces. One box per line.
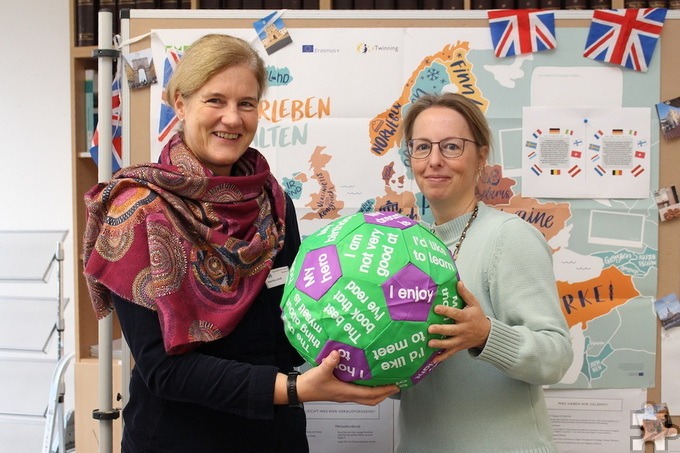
215, 132, 239, 139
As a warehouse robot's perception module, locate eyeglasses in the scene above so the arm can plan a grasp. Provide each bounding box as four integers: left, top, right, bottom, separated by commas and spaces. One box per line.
406, 137, 478, 159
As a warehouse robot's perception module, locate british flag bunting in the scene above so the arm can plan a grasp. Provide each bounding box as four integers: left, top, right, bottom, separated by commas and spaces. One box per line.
89, 74, 123, 173
487, 9, 557, 58
583, 8, 668, 73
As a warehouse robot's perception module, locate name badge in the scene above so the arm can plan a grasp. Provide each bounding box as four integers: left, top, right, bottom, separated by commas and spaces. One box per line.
265, 267, 289, 289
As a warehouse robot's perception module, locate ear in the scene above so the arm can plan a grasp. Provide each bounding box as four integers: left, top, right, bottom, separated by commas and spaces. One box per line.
173, 92, 185, 120
478, 144, 489, 168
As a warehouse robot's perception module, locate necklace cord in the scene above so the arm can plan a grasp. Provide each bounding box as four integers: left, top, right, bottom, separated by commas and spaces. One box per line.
452, 204, 479, 261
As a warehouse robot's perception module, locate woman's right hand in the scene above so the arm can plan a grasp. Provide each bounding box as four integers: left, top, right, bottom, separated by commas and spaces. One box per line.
297, 350, 400, 406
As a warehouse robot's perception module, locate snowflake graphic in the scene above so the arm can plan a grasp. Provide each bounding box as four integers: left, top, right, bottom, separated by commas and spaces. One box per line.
426, 68, 440, 81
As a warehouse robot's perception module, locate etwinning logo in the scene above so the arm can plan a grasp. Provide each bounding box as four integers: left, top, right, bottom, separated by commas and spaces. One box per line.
356, 43, 399, 53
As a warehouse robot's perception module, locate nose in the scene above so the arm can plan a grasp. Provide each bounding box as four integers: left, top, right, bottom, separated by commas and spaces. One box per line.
427, 143, 445, 166
220, 105, 241, 125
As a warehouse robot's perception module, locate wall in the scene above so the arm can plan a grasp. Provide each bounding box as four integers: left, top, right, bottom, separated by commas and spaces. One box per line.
0, 0, 74, 451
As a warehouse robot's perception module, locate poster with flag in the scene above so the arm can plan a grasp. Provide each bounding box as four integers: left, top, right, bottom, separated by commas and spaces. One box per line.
583, 8, 667, 73
487, 9, 556, 58
157, 48, 183, 151
89, 74, 123, 173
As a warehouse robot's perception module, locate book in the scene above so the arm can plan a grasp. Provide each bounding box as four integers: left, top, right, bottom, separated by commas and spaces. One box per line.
199, 0, 222, 6
332, 0, 353, 7
84, 69, 97, 152
264, 0, 283, 8
136, 0, 159, 8
517, 0, 540, 7
494, 0, 516, 7
623, 0, 647, 5
159, 0, 180, 7
422, 0, 443, 8
470, 0, 493, 8
441, 0, 464, 8
396, 0, 418, 7
539, 0, 561, 8
354, 0, 375, 8
563, 0, 588, 9
181, 0, 193, 6
282, 0, 304, 8
648, 0, 667, 6
588, 0, 610, 7
242, 0, 264, 7
303, 0, 320, 7
76, 0, 96, 46
224, 0, 243, 7
375, 0, 396, 7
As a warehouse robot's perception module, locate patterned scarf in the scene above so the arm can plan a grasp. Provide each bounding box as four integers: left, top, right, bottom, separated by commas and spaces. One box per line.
83, 133, 286, 355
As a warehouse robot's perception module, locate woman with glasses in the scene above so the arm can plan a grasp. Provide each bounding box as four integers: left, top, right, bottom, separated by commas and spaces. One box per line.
396, 92, 573, 453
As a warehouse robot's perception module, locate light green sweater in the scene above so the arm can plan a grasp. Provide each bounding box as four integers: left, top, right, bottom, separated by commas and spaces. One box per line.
397, 202, 573, 453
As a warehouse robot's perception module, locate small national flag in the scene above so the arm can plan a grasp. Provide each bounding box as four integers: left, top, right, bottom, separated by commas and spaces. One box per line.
612, 169, 623, 175
583, 8, 668, 72
549, 128, 560, 134
612, 129, 624, 135
531, 164, 543, 175
571, 150, 582, 158
551, 169, 561, 175
594, 165, 605, 176
565, 129, 574, 135
488, 9, 557, 58
629, 129, 638, 135
631, 164, 644, 177
89, 74, 123, 172
158, 48, 183, 144
526, 142, 537, 150
594, 129, 604, 139
532, 129, 543, 139
589, 143, 601, 152
635, 150, 646, 158
568, 165, 582, 177
591, 154, 601, 162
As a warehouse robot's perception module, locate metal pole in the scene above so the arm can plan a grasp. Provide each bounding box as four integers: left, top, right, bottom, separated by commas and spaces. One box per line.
95, 9, 116, 453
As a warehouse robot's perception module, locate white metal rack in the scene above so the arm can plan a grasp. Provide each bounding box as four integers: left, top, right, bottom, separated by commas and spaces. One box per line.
0, 230, 72, 452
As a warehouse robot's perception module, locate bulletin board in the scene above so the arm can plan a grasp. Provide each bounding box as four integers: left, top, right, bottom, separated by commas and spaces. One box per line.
118, 8, 680, 451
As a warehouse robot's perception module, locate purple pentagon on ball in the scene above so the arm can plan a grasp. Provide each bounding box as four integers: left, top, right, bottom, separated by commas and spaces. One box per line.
317, 340, 372, 382
363, 211, 417, 230
410, 350, 441, 385
295, 245, 342, 300
381, 263, 437, 321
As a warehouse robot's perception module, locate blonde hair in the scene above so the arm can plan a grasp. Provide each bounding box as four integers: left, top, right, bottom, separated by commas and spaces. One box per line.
164, 34, 267, 106
401, 92, 492, 160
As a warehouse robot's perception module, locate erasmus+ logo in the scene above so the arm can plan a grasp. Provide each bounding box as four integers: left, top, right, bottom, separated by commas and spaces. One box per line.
301, 44, 339, 54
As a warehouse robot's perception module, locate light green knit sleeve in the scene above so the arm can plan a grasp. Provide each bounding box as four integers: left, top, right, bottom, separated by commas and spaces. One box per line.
474, 215, 573, 386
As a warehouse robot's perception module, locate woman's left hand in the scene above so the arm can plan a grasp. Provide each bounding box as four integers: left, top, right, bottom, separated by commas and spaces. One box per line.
427, 280, 491, 363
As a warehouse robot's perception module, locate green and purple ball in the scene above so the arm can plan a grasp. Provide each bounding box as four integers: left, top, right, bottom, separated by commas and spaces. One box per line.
280, 211, 462, 388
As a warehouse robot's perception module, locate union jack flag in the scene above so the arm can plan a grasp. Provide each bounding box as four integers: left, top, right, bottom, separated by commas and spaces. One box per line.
89, 74, 123, 173
487, 9, 557, 58
158, 49, 183, 146
583, 8, 667, 72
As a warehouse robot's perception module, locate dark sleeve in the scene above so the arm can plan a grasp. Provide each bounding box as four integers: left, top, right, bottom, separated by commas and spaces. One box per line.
282, 193, 305, 367
113, 294, 280, 420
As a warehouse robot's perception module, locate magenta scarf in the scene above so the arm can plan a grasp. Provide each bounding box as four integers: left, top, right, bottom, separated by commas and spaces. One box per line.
83, 133, 286, 355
